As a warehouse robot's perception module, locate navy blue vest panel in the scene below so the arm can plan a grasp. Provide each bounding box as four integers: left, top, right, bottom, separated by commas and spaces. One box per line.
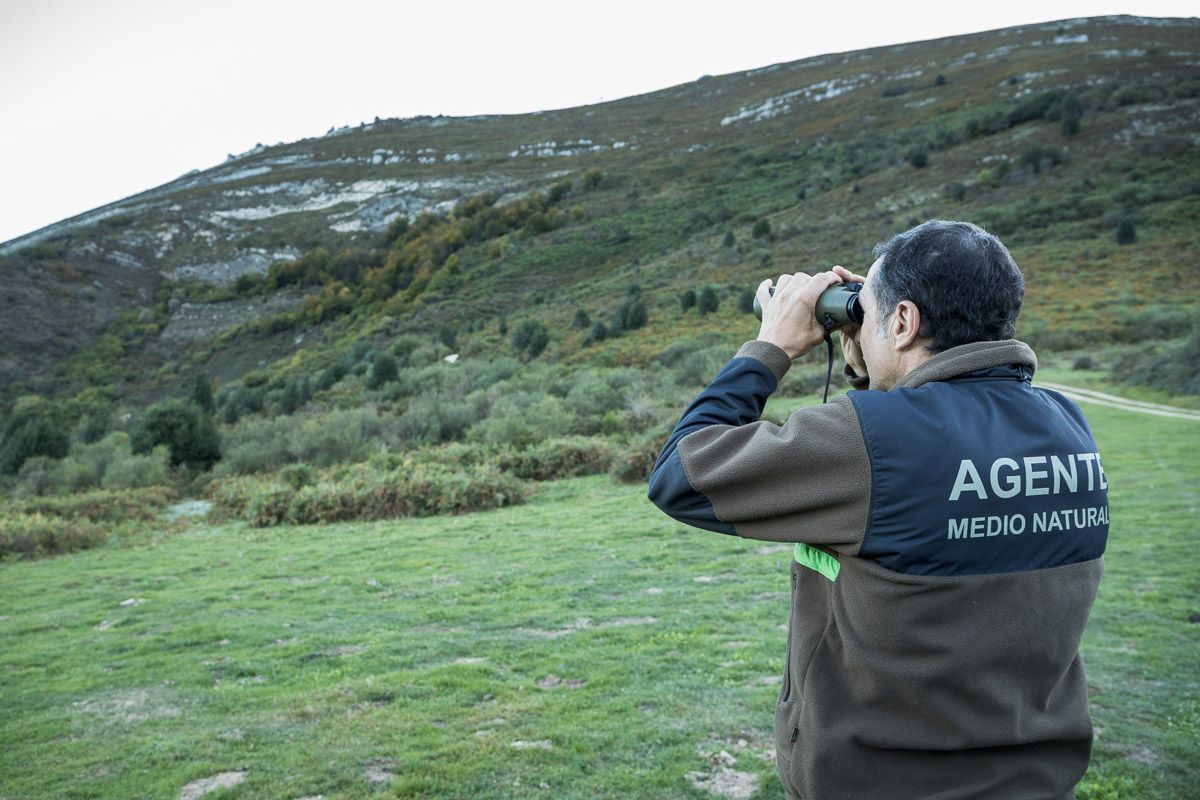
848, 365, 1109, 577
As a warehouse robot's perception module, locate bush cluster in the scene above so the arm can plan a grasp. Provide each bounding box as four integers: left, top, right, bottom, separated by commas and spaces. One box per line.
206, 461, 526, 527
216, 408, 384, 475
494, 436, 616, 481
0, 513, 106, 560
12, 433, 171, 496
0, 486, 175, 560
1114, 321, 1200, 395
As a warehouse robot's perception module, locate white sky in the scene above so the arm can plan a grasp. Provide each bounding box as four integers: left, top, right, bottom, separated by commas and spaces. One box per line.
0, 0, 1195, 244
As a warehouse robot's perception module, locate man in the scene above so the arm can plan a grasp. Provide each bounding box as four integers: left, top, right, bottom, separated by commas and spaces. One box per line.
648, 220, 1109, 799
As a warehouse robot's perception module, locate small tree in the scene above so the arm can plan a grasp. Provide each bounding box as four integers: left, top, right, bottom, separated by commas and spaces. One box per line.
546, 178, 572, 204
680, 289, 697, 312
279, 380, 301, 415
192, 373, 214, 413
130, 401, 221, 470
586, 321, 608, 345
698, 286, 720, 315
1116, 219, 1137, 245
614, 296, 647, 332
513, 319, 550, 358
367, 353, 399, 389
0, 416, 69, 475
722, 230, 736, 248
527, 325, 550, 358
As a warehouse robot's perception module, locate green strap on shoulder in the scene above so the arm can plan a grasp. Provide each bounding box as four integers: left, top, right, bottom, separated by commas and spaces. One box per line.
794, 542, 840, 582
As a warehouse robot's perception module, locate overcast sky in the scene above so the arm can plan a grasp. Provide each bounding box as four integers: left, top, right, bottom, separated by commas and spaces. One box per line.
0, 0, 1195, 244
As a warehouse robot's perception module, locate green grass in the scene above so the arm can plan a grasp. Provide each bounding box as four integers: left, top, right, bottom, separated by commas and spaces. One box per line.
1, 399, 1197, 798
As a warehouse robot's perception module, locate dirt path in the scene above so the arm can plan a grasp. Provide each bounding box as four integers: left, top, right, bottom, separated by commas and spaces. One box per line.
1037, 381, 1200, 422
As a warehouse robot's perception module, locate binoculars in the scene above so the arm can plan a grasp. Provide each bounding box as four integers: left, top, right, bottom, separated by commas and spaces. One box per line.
753, 281, 865, 329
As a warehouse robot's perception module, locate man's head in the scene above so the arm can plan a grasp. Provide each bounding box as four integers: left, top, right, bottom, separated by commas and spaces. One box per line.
854, 220, 1025, 389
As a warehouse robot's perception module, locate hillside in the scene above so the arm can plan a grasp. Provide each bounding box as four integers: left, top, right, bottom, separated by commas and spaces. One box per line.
1, 14, 1198, 406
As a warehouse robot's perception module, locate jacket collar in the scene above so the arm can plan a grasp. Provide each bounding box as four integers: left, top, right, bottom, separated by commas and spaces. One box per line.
895, 339, 1038, 390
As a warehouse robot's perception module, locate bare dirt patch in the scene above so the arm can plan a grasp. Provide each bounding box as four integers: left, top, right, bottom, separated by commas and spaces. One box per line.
685, 763, 759, 800
510, 739, 553, 750
535, 674, 587, 690
179, 771, 246, 800
517, 616, 657, 639
72, 686, 182, 724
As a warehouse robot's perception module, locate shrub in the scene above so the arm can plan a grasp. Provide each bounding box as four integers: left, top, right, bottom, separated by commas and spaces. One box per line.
1116, 219, 1137, 245
722, 231, 736, 248
101, 445, 172, 490
672, 344, 730, 386
20, 486, 175, 524
1020, 146, 1063, 173
208, 462, 527, 527
751, 219, 771, 239
612, 296, 647, 332
546, 178, 573, 204
572, 308, 591, 329
585, 322, 609, 345
78, 411, 110, 444
698, 286, 720, 316
738, 289, 755, 314
467, 392, 573, 449
564, 371, 628, 433
192, 374, 215, 412
495, 436, 615, 481
391, 390, 483, 445
1072, 356, 1100, 370
131, 401, 221, 469
278, 463, 317, 489
610, 432, 664, 484
0, 513, 107, 560
935, 74, 946, 86
367, 353, 400, 389
1113, 322, 1200, 395
512, 319, 551, 358
680, 289, 697, 312
1, 415, 69, 475
947, 182, 967, 201
581, 168, 604, 190
909, 149, 929, 168
216, 408, 383, 475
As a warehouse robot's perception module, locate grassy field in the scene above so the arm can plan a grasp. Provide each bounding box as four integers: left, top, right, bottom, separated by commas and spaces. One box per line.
1, 395, 1197, 799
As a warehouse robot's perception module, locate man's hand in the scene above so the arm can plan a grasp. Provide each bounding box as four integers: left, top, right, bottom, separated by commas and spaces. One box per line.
756, 269, 843, 359
839, 331, 868, 378
830, 265, 869, 379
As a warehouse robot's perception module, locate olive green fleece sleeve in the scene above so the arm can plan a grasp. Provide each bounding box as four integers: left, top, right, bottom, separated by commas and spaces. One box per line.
675, 358, 872, 554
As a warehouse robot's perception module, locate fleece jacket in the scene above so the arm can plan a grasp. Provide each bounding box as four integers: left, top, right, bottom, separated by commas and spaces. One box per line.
648, 339, 1108, 800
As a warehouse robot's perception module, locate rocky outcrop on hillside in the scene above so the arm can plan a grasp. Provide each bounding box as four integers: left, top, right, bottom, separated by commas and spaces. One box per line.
1, 14, 1196, 394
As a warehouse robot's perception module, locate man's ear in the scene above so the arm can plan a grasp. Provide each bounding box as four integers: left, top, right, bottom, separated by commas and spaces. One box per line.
892, 300, 922, 351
